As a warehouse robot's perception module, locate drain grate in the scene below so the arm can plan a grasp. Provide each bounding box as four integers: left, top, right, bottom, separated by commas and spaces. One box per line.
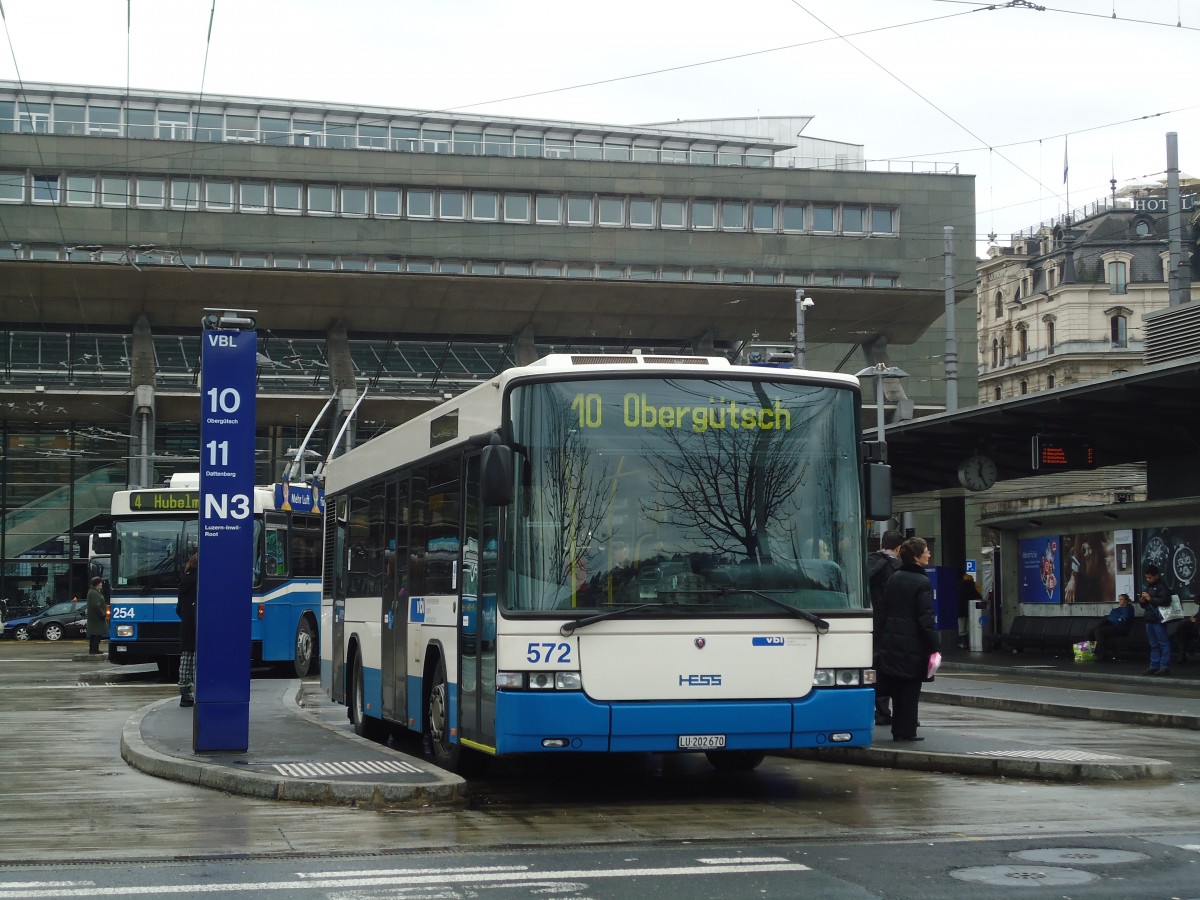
271, 759, 423, 778
969, 749, 1125, 762
950, 866, 1098, 887
1012, 848, 1148, 865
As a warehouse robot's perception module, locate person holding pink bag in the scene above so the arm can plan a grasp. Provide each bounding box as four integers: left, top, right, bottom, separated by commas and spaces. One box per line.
874, 537, 941, 743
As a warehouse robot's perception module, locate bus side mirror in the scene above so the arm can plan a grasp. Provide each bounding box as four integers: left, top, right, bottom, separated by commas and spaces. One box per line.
481, 440, 514, 507
864, 462, 892, 521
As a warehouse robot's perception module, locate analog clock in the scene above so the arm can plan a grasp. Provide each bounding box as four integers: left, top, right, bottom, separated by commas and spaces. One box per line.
957, 454, 998, 491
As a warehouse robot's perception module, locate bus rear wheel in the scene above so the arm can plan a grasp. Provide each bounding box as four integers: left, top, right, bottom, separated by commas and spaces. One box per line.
350, 654, 385, 742
705, 750, 766, 772
293, 617, 317, 678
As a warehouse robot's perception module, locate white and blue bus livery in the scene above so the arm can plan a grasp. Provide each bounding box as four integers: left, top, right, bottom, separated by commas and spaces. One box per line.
322, 353, 889, 771
108, 474, 324, 677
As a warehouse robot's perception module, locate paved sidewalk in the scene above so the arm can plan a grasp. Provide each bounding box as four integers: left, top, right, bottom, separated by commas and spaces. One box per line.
113, 650, 1198, 807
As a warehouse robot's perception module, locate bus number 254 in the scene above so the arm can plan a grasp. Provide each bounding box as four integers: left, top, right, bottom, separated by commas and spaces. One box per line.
526, 642, 572, 664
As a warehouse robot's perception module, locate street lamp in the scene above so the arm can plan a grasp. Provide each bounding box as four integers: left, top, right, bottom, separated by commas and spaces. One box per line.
792, 289, 814, 369
854, 362, 908, 444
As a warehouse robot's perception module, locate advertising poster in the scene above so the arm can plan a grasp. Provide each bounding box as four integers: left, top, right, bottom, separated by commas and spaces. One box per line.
1138, 526, 1199, 605
1018, 536, 1061, 604
1114, 529, 1135, 602
1058, 531, 1117, 604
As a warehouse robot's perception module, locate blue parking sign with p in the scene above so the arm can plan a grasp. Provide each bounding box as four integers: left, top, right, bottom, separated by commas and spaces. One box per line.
195, 324, 256, 751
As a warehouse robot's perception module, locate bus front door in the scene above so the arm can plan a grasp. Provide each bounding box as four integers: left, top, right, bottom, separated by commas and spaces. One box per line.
459, 457, 497, 753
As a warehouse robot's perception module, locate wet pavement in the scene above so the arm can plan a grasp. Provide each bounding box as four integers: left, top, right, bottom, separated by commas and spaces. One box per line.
112, 649, 1200, 808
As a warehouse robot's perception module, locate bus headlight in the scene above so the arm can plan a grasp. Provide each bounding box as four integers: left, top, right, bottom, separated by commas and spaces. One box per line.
496, 671, 582, 691
497, 671, 525, 690
116, 625, 134, 638
813, 668, 871, 687
555, 672, 582, 691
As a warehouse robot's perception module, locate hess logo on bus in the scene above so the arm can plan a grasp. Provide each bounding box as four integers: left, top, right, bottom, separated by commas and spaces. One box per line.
679, 674, 722, 686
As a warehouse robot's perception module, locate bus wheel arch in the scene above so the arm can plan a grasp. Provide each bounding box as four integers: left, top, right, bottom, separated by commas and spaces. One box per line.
348, 643, 386, 742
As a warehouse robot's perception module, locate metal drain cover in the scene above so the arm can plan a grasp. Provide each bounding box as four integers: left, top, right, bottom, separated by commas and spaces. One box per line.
950, 866, 1099, 886
1012, 848, 1149, 865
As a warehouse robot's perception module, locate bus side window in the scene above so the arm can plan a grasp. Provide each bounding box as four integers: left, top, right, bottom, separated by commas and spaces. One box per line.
265, 525, 287, 577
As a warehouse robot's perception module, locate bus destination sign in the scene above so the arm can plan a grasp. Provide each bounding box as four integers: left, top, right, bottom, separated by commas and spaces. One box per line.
129, 490, 200, 511
1032, 435, 1097, 471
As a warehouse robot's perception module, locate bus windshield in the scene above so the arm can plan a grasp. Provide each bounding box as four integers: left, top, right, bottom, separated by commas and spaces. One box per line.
506, 375, 865, 615
113, 518, 198, 592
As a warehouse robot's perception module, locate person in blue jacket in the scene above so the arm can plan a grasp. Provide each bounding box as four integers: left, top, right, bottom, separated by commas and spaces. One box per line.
1084, 593, 1133, 661
1137, 565, 1173, 676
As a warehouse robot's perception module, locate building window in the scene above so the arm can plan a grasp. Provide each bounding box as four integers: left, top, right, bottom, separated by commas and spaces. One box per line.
205, 181, 234, 211
1047, 374, 1055, 389
781, 203, 805, 231
812, 205, 835, 231
691, 200, 716, 229
630, 199, 655, 227
994, 291, 1003, 318
170, 179, 199, 210
842, 206, 865, 232
598, 197, 623, 226
535, 195, 561, 224
1000, 337, 1007, 362
274, 183, 302, 214
307, 184, 336, 215
566, 196, 593, 225
471, 192, 499, 221
660, 200, 685, 228
1018, 327, 1028, 361
66, 175, 95, 205
1107, 260, 1127, 294
440, 191, 465, 219
1020, 380, 1028, 395
134, 177, 164, 208
503, 193, 530, 222
1046, 320, 1055, 355
871, 207, 896, 233
341, 186, 368, 217
375, 189, 401, 217
751, 202, 775, 231
240, 182, 267, 212
993, 386, 1002, 401
990, 338, 998, 369
407, 190, 434, 218
0, 171, 24, 203
721, 202, 746, 230
1110, 315, 1128, 348
101, 176, 128, 207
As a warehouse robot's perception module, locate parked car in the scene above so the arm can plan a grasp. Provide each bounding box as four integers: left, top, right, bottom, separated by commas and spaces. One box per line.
26, 601, 88, 641
2, 610, 47, 641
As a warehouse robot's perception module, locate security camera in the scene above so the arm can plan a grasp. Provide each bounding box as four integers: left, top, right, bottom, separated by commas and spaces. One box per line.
800, 297, 815, 310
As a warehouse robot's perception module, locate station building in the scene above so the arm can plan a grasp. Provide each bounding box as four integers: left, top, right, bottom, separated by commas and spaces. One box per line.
0, 80, 976, 606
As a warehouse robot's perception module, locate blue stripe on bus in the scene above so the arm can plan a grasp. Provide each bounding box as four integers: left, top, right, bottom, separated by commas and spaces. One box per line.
493, 687, 874, 754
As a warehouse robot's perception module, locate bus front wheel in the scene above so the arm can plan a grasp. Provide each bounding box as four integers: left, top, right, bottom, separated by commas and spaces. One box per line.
424, 656, 463, 771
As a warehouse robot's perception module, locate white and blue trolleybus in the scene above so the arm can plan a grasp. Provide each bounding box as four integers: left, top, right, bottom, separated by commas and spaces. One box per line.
108, 474, 324, 677
322, 353, 891, 771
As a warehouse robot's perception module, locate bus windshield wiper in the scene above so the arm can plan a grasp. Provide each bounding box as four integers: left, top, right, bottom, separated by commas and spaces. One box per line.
717, 587, 829, 633
559, 602, 663, 636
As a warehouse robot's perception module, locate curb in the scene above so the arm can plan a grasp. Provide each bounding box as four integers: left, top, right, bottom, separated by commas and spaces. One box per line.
923, 687, 1200, 731
790, 745, 1171, 782
121, 694, 468, 810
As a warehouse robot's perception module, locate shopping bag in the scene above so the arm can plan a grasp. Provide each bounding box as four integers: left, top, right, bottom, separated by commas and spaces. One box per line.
926, 651, 942, 680
1072, 640, 1096, 662
1161, 595, 1185, 623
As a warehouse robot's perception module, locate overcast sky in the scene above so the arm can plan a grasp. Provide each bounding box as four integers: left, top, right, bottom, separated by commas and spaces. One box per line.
1, 0, 1196, 256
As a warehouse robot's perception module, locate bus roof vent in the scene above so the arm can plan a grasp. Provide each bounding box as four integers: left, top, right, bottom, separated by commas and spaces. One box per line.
570, 355, 641, 365
644, 356, 710, 365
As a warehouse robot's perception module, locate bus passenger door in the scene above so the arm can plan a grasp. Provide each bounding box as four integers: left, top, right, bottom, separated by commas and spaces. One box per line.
459, 456, 498, 752
329, 497, 347, 702
381, 478, 408, 722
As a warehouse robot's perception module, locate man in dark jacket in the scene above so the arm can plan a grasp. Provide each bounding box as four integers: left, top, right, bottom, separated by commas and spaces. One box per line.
876, 536, 941, 742
868, 531, 903, 725
176, 553, 199, 707
1137, 565, 1173, 676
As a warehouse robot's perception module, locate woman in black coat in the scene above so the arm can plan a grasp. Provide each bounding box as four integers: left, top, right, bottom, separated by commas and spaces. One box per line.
875, 537, 940, 742
176, 553, 198, 708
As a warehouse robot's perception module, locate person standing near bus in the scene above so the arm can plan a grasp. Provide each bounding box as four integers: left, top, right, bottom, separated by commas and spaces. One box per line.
867, 530, 903, 726
1137, 564, 1172, 676
876, 537, 940, 742
176, 553, 199, 707
86, 576, 106, 655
